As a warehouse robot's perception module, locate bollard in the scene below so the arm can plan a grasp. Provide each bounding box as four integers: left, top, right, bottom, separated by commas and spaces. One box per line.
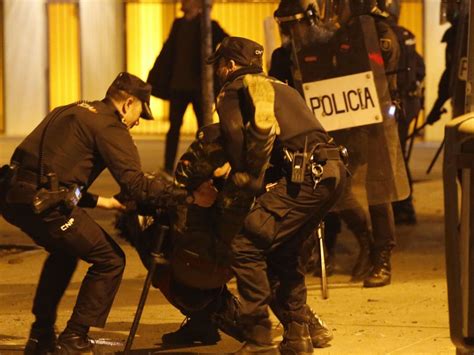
444, 114, 474, 354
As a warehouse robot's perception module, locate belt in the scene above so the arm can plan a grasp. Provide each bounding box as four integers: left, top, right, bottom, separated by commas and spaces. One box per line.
311, 145, 342, 164
13, 167, 42, 186
283, 144, 343, 166
10, 165, 55, 187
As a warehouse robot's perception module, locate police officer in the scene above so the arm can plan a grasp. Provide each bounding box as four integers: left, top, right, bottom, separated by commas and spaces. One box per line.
385, 0, 425, 225
270, 0, 373, 282
0, 72, 214, 354
207, 36, 346, 354
336, 0, 403, 288
117, 118, 277, 346
426, 0, 461, 125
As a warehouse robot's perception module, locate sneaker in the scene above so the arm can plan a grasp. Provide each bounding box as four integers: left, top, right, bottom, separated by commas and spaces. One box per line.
307, 309, 333, 348
54, 333, 94, 354
243, 74, 279, 135
161, 317, 221, 345
24, 330, 56, 355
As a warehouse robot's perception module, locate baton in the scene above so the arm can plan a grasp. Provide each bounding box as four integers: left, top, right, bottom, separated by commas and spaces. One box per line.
406, 112, 421, 164
316, 222, 328, 299
426, 138, 445, 175
124, 224, 169, 354
405, 120, 429, 141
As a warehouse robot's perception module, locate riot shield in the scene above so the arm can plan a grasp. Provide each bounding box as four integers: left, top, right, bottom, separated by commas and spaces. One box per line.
290, 15, 409, 206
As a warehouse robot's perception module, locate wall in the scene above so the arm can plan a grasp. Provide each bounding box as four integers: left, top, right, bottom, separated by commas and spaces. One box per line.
4, 0, 47, 136
79, 0, 125, 101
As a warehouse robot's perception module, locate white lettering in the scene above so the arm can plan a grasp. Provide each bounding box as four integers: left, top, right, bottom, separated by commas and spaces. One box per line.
60, 218, 75, 231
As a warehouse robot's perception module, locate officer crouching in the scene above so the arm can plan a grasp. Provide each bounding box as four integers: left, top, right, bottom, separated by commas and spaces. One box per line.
0, 72, 214, 354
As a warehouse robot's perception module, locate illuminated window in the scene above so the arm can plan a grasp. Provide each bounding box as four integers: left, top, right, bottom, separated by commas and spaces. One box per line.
47, 1, 81, 110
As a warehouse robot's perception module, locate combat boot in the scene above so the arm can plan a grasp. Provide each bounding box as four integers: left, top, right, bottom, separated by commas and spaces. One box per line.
351, 231, 373, 282
363, 248, 392, 287
279, 322, 313, 355
54, 332, 94, 354
24, 327, 56, 355
234, 324, 279, 354
393, 198, 417, 225
162, 316, 221, 345
306, 308, 333, 348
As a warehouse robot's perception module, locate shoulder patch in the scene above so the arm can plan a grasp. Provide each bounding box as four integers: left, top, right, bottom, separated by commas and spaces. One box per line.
404, 38, 416, 46
380, 38, 392, 51
77, 101, 98, 113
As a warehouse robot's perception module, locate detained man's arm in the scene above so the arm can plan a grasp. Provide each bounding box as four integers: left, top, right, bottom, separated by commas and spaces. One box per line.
96, 196, 126, 210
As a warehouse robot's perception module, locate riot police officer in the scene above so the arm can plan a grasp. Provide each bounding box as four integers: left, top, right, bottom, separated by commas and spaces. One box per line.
271, 0, 374, 282
426, 0, 462, 125
208, 36, 346, 354
335, 0, 407, 288
0, 72, 214, 354
385, 0, 425, 225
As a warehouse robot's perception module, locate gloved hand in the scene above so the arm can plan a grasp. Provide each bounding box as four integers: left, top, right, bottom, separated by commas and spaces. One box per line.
426, 106, 447, 125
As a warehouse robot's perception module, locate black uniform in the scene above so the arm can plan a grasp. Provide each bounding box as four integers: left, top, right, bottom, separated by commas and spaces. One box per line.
1, 100, 188, 332
147, 16, 228, 173
217, 67, 346, 337
389, 21, 425, 224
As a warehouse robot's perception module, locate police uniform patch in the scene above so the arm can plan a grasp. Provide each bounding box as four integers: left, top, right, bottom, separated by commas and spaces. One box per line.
380, 38, 392, 51
77, 101, 98, 113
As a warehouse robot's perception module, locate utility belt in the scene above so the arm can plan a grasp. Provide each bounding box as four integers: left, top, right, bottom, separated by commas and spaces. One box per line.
283, 143, 348, 187
2, 164, 82, 214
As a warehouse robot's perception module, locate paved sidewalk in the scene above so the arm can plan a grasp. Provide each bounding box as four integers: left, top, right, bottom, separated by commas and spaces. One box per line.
0, 137, 455, 354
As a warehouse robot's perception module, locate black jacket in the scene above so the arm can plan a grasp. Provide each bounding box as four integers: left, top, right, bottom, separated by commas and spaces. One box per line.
216, 68, 330, 172
10, 100, 188, 207
147, 16, 228, 100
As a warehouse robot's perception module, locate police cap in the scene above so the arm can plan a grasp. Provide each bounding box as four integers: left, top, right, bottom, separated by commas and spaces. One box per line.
109, 72, 154, 120
206, 36, 264, 68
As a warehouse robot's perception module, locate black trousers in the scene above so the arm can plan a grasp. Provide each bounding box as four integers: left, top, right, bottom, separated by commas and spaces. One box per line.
369, 202, 396, 251
2, 202, 125, 329
231, 160, 346, 329
165, 91, 204, 172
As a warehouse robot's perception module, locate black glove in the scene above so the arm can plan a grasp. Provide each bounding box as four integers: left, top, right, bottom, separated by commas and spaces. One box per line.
426, 106, 447, 125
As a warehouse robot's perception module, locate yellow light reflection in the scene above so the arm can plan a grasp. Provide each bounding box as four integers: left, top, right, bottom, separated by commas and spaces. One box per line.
48, 3, 81, 110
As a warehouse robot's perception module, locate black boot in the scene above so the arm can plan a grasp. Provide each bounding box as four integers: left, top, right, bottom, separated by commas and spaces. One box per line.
363, 249, 392, 288
393, 198, 417, 225
162, 316, 221, 345
234, 324, 279, 354
24, 327, 56, 355
351, 232, 373, 282
54, 332, 94, 354
279, 322, 313, 355
306, 308, 333, 348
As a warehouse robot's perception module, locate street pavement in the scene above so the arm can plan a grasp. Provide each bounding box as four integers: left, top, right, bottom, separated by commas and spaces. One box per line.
0, 136, 455, 354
